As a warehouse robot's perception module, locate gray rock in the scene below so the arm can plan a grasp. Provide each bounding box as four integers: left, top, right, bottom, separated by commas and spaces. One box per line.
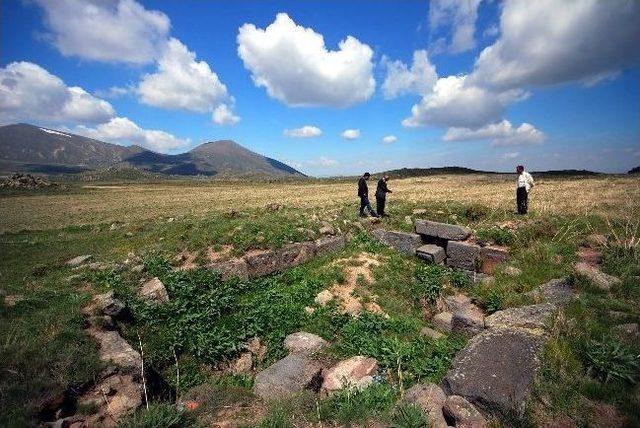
283, 332, 328, 355
443, 293, 472, 313
452, 305, 485, 337
87, 329, 142, 371
92, 291, 126, 318
415, 220, 472, 241
277, 242, 316, 269
485, 303, 557, 332
446, 241, 481, 271
139, 277, 169, 303
404, 383, 448, 428
420, 327, 444, 340
443, 328, 545, 416
314, 235, 346, 256
208, 257, 249, 280
443, 395, 487, 428
372, 229, 423, 255
66, 255, 92, 267
433, 312, 453, 332
244, 249, 279, 278
252, 353, 323, 400
416, 244, 446, 264
526, 278, 575, 305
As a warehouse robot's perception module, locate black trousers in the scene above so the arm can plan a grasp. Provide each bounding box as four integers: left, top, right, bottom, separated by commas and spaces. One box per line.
376, 196, 386, 216
359, 195, 377, 216
517, 187, 528, 214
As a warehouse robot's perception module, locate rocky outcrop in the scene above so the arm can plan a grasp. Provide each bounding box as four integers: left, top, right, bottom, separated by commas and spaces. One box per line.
87, 329, 142, 371
252, 353, 323, 400
320, 356, 378, 395
208, 257, 249, 280
403, 383, 448, 428
484, 303, 557, 333
372, 229, 422, 255
415, 220, 472, 241
75, 372, 143, 427
244, 249, 280, 278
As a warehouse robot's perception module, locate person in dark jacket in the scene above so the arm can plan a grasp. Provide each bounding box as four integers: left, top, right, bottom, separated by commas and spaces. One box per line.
375, 174, 392, 217
357, 172, 378, 217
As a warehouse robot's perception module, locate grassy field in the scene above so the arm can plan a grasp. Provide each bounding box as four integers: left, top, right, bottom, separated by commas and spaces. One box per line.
1, 174, 639, 427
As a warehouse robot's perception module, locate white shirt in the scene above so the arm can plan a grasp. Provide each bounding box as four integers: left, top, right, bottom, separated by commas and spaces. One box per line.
517, 171, 534, 192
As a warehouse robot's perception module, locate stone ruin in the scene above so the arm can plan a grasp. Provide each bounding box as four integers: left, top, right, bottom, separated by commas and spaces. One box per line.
0, 173, 56, 189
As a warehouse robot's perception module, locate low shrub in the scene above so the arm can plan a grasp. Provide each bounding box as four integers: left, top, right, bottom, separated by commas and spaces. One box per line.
391, 403, 430, 428
119, 403, 194, 428
413, 264, 447, 302
582, 338, 639, 384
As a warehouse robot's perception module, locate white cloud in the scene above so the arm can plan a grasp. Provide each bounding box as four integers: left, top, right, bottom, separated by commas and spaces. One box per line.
212, 104, 240, 126
33, 0, 170, 65
382, 135, 398, 144
443, 120, 545, 146
307, 156, 338, 167
402, 74, 527, 128
237, 13, 375, 107
429, 0, 482, 54
0, 61, 115, 125
138, 38, 230, 114
502, 152, 520, 159
95, 86, 132, 99
73, 117, 190, 152
341, 129, 361, 140
470, 0, 640, 90
284, 126, 322, 138
382, 50, 438, 99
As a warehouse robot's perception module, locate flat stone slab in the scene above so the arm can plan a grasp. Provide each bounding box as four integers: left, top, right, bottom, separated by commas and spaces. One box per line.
253, 353, 323, 400
416, 244, 446, 264
443, 328, 545, 416
415, 220, 472, 241
87, 329, 142, 371
526, 278, 575, 305
208, 257, 249, 280
314, 235, 346, 256
446, 241, 481, 271
451, 305, 485, 337
485, 303, 556, 332
372, 229, 422, 255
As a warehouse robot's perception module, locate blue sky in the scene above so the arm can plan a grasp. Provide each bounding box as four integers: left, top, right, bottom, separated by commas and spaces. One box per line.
1, 0, 638, 176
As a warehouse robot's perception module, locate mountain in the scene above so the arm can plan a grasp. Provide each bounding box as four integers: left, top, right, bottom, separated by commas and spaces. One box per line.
379, 167, 484, 178
0, 123, 304, 178
629, 166, 640, 174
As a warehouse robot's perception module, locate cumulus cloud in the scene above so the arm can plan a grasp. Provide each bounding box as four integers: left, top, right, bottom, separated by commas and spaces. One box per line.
307, 156, 338, 167
138, 38, 230, 113
237, 13, 375, 107
382, 135, 398, 144
470, 0, 640, 90
429, 0, 482, 54
443, 120, 545, 146
341, 129, 360, 140
33, 0, 170, 65
402, 75, 526, 128
284, 126, 322, 138
502, 152, 520, 159
212, 104, 240, 126
0, 61, 115, 125
73, 117, 190, 152
382, 50, 438, 99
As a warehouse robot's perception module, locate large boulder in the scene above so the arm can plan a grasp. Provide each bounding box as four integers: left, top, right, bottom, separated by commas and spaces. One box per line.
526, 278, 575, 305
416, 244, 446, 264
321, 356, 378, 395
446, 241, 481, 271
485, 303, 557, 333
443, 395, 487, 428
443, 328, 545, 416
415, 220, 472, 241
283, 332, 328, 355
139, 277, 169, 303
208, 257, 249, 280
253, 353, 323, 400
244, 249, 279, 278
404, 383, 448, 428
315, 235, 346, 256
372, 229, 422, 255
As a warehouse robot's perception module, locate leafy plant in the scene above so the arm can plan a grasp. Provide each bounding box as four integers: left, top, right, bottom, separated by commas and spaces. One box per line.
449, 269, 471, 289
414, 265, 446, 302
391, 403, 430, 428
582, 338, 639, 384
119, 403, 194, 428
319, 383, 398, 425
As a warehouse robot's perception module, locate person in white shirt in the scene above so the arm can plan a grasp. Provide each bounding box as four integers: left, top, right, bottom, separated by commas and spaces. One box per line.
516, 165, 534, 214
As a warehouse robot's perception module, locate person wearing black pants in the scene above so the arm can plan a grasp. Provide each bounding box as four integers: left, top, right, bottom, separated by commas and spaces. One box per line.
375, 174, 392, 217
516, 186, 528, 214
357, 172, 378, 217
516, 165, 534, 214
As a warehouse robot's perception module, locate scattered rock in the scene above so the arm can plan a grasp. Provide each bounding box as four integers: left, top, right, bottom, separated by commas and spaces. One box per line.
420, 327, 444, 340
404, 215, 413, 225
130, 264, 145, 273
446, 241, 481, 271
485, 303, 557, 333
283, 332, 328, 355
319, 222, 335, 235
415, 220, 472, 241
403, 383, 447, 428
613, 323, 639, 343
372, 229, 422, 256
314, 290, 334, 306
412, 209, 428, 215
416, 244, 446, 264
252, 353, 323, 400
321, 356, 378, 395
87, 329, 142, 370
3, 294, 24, 307
503, 266, 522, 277
314, 235, 346, 256
526, 278, 575, 305
66, 255, 92, 267
1, 173, 56, 189
84, 291, 126, 318
443, 328, 545, 416
433, 312, 453, 332
139, 277, 169, 303
266, 203, 283, 211
479, 246, 509, 275
443, 293, 472, 313
443, 395, 487, 428
174, 249, 199, 271
76, 373, 142, 426
574, 262, 621, 290
208, 258, 249, 280
244, 337, 267, 363
304, 306, 315, 314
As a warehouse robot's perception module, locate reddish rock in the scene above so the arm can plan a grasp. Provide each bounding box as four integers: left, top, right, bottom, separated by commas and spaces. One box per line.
403, 383, 447, 428
321, 356, 378, 394
443, 395, 487, 428
479, 246, 509, 275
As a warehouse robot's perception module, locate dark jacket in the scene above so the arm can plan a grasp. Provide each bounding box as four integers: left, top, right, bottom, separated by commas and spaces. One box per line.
357, 177, 368, 197
375, 179, 391, 199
